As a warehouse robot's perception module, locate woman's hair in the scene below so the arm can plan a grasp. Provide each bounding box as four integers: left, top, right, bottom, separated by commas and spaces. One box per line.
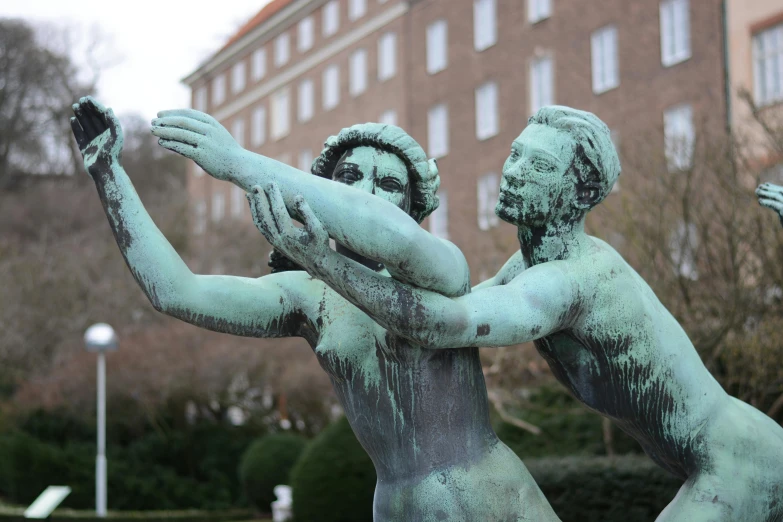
529, 105, 621, 204
269, 122, 440, 273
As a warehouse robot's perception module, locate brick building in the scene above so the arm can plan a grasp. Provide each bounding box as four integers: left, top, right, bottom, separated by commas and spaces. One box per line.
182, 0, 765, 280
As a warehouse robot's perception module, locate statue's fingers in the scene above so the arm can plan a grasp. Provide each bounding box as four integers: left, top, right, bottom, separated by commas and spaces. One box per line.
151, 116, 210, 136
156, 109, 216, 126
73, 103, 97, 138
158, 139, 198, 160
759, 198, 783, 214
247, 191, 271, 238
757, 186, 783, 203
252, 186, 281, 236
294, 196, 326, 240
263, 182, 297, 236
152, 126, 202, 147
83, 97, 109, 132
70, 117, 89, 150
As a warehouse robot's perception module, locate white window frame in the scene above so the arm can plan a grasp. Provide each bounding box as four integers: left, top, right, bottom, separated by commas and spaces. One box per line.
252, 48, 267, 80
429, 191, 449, 239
426, 20, 448, 75
350, 48, 368, 96
591, 25, 619, 94
212, 74, 226, 106
298, 16, 314, 53
274, 32, 291, 67
427, 103, 449, 159
530, 55, 554, 115
231, 61, 246, 94
231, 117, 245, 147
475, 81, 499, 140
379, 109, 397, 126
753, 24, 783, 107
660, 0, 691, 67
528, 0, 552, 24
251, 105, 267, 147
323, 64, 340, 110
211, 190, 225, 223
194, 86, 207, 112
663, 103, 695, 172
271, 88, 291, 140
477, 173, 500, 230
298, 79, 314, 122
298, 149, 314, 172
231, 185, 244, 218
194, 199, 207, 235
323, 1, 340, 37
378, 32, 397, 81
473, 0, 497, 52
349, 0, 367, 21
670, 221, 698, 280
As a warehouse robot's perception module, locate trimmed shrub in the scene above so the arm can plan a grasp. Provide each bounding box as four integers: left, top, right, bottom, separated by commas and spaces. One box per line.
290, 417, 375, 522
527, 455, 681, 522
238, 433, 307, 513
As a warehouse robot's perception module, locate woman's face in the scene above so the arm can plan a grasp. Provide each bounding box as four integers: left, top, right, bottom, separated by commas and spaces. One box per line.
331, 146, 412, 214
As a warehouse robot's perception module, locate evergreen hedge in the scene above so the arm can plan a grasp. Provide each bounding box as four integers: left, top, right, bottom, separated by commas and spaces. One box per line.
238, 433, 307, 513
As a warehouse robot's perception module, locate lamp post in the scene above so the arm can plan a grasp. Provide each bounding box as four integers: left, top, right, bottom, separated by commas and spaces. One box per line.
84, 323, 118, 518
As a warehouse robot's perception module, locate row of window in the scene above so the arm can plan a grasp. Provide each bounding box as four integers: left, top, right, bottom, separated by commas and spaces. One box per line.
195, 0, 391, 111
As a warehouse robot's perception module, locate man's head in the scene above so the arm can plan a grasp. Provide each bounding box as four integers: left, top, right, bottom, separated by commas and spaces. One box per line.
496, 106, 621, 227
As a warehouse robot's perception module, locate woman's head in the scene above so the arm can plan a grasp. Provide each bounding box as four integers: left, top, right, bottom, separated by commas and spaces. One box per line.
310, 122, 440, 223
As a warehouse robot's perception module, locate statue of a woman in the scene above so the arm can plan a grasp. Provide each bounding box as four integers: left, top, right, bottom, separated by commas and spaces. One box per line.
71, 97, 560, 521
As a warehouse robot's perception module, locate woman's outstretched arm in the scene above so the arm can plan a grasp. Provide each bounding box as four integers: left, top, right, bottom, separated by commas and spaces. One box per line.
71, 97, 319, 339
151, 110, 469, 296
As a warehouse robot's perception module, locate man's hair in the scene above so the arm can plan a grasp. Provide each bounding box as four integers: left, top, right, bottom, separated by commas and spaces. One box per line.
529, 106, 621, 203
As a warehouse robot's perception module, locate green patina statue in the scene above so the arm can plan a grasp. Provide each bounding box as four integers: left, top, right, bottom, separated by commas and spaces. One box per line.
758, 182, 783, 227
243, 107, 783, 521
71, 97, 560, 521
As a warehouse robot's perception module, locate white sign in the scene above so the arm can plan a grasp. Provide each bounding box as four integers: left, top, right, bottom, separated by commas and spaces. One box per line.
24, 486, 72, 519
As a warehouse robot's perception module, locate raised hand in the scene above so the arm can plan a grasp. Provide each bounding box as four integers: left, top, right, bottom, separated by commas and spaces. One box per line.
70, 96, 124, 176
248, 182, 331, 272
757, 183, 783, 227
151, 109, 243, 182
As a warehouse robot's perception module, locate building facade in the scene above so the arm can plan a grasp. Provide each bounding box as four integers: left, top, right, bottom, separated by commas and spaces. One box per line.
183, 0, 731, 280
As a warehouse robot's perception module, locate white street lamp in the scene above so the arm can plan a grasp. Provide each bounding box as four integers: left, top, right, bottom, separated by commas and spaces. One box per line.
84, 323, 118, 518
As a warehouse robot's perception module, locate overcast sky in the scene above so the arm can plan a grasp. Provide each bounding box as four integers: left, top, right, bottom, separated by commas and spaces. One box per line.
1, 1, 272, 120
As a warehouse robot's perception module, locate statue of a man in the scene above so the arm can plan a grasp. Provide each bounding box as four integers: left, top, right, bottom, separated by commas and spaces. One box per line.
71, 97, 561, 521
758, 182, 783, 227
248, 106, 783, 521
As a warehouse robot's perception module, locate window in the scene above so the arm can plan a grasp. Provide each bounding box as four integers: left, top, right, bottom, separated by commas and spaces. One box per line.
323, 1, 340, 37
194, 86, 207, 112
591, 25, 619, 94
660, 0, 690, 66
426, 20, 448, 74
530, 55, 554, 114
477, 173, 500, 230
323, 65, 340, 110
475, 81, 499, 140
428, 104, 449, 158
663, 103, 694, 171
378, 32, 397, 81
231, 61, 246, 94
350, 49, 368, 96
528, 0, 551, 23
275, 32, 290, 67
212, 191, 225, 222
670, 221, 698, 280
212, 74, 226, 106
231, 185, 244, 218
473, 0, 497, 52
298, 149, 314, 171
298, 79, 314, 122
298, 16, 314, 52
271, 88, 291, 140
193, 165, 204, 178
278, 153, 292, 166
753, 24, 783, 107
429, 192, 449, 239
193, 200, 207, 235
251, 106, 266, 147
252, 48, 267, 80
231, 118, 245, 147
379, 109, 397, 126
349, 0, 366, 21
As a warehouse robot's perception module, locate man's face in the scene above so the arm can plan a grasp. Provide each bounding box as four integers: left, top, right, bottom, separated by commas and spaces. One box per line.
332, 146, 411, 214
496, 124, 578, 227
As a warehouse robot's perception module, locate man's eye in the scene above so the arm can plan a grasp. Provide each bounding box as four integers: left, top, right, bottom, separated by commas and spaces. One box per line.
379, 178, 402, 192
337, 169, 360, 183
533, 159, 555, 172
508, 150, 520, 161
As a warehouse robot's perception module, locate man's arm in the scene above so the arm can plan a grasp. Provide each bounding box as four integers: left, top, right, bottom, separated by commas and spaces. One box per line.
249, 183, 575, 348
71, 97, 317, 339
151, 110, 469, 296
757, 183, 783, 228
472, 250, 527, 291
